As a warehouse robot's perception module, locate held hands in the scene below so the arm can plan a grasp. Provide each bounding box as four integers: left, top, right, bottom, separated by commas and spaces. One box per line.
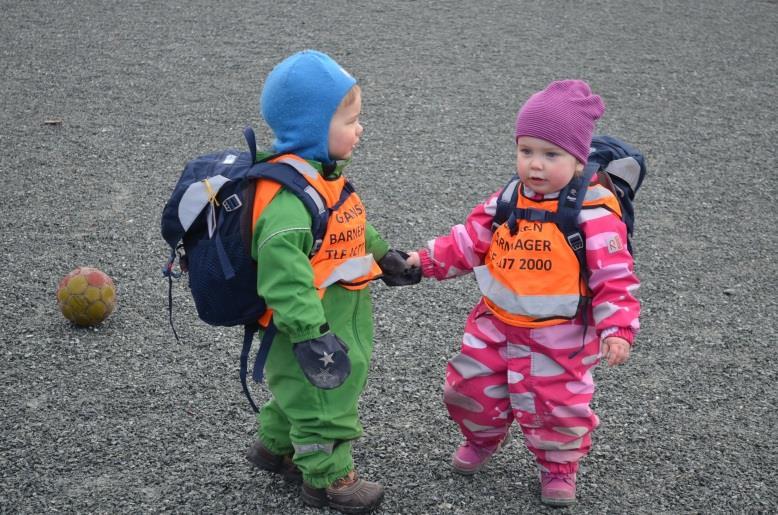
378, 249, 422, 286
600, 336, 630, 366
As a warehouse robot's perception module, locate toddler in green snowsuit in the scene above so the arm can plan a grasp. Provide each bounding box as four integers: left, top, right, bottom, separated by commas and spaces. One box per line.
245, 49, 419, 514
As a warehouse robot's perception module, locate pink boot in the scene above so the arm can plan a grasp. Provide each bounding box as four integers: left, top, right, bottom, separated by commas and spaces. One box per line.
540, 471, 577, 506
451, 437, 508, 475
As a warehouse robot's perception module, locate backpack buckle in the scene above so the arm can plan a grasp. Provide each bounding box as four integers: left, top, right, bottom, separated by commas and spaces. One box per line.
526, 208, 549, 222
310, 239, 323, 256
567, 232, 584, 251
162, 251, 183, 279
222, 194, 242, 212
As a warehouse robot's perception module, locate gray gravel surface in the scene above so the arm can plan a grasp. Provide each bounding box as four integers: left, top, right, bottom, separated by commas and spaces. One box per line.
2, 1, 776, 513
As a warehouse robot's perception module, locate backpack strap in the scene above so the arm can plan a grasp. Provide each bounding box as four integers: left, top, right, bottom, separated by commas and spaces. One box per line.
162, 247, 183, 342
332, 180, 355, 211
249, 163, 330, 255
239, 322, 260, 413
251, 320, 277, 384
492, 176, 521, 232
243, 126, 258, 164
554, 162, 599, 270
239, 320, 281, 413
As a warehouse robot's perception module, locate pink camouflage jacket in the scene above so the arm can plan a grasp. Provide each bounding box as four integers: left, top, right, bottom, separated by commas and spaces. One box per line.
418, 186, 641, 344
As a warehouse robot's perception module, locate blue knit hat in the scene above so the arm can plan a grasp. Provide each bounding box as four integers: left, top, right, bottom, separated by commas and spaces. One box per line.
260, 50, 357, 164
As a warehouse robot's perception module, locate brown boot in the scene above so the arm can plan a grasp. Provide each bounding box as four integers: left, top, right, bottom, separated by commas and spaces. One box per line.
246, 440, 302, 484
301, 470, 384, 514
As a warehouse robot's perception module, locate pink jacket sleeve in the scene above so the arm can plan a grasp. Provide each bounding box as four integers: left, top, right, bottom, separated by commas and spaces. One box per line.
579, 205, 641, 344
418, 191, 500, 280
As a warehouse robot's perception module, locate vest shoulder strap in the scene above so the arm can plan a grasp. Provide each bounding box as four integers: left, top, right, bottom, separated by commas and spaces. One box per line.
553, 163, 599, 270
493, 176, 521, 231
248, 160, 330, 254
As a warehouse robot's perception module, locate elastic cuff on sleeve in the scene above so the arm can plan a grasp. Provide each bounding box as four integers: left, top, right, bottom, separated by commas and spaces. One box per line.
288, 324, 329, 344
601, 327, 635, 345
419, 249, 435, 278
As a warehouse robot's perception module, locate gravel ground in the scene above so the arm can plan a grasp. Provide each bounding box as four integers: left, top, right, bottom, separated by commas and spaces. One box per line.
2, 1, 776, 513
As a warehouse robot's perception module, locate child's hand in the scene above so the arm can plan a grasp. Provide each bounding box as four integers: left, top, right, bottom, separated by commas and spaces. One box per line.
407, 251, 420, 268
601, 336, 630, 366
378, 249, 421, 286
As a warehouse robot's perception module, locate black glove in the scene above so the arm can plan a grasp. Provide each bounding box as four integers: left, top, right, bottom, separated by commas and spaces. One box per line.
378, 249, 422, 286
292, 333, 351, 389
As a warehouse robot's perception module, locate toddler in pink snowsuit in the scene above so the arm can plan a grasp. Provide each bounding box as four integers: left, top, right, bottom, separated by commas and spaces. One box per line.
408, 80, 640, 507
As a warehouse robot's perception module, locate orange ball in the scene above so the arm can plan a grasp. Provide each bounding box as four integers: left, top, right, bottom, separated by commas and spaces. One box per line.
56, 267, 116, 326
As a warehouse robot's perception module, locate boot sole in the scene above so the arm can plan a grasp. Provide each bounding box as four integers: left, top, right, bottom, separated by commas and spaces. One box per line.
330, 491, 385, 514
451, 458, 489, 475
541, 495, 576, 507
246, 445, 302, 484
301, 484, 385, 514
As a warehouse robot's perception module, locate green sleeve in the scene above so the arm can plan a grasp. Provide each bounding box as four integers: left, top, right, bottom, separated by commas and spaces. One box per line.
252, 189, 327, 343
366, 222, 389, 261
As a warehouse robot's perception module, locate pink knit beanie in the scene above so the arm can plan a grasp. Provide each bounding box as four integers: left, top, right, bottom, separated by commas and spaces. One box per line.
514, 80, 605, 164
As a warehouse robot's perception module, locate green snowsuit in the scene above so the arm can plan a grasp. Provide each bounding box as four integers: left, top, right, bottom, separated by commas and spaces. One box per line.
251, 165, 389, 488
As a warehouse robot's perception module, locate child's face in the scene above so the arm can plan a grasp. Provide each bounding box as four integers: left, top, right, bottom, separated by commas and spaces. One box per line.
328, 88, 363, 161
516, 136, 584, 195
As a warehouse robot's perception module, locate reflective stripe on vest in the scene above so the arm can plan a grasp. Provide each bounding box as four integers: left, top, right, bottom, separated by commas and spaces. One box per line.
474, 265, 581, 318
479, 182, 622, 327
319, 254, 377, 288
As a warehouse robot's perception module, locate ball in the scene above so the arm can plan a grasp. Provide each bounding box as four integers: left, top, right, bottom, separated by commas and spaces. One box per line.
56, 267, 116, 327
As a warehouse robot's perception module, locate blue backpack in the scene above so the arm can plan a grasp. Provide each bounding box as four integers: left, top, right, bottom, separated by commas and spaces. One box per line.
161, 127, 331, 412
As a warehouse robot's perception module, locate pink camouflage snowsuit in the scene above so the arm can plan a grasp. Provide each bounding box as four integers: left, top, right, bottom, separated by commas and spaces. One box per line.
418, 185, 640, 474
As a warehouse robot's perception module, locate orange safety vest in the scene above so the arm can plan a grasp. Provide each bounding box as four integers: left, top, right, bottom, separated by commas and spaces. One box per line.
475, 182, 622, 328
251, 154, 382, 302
